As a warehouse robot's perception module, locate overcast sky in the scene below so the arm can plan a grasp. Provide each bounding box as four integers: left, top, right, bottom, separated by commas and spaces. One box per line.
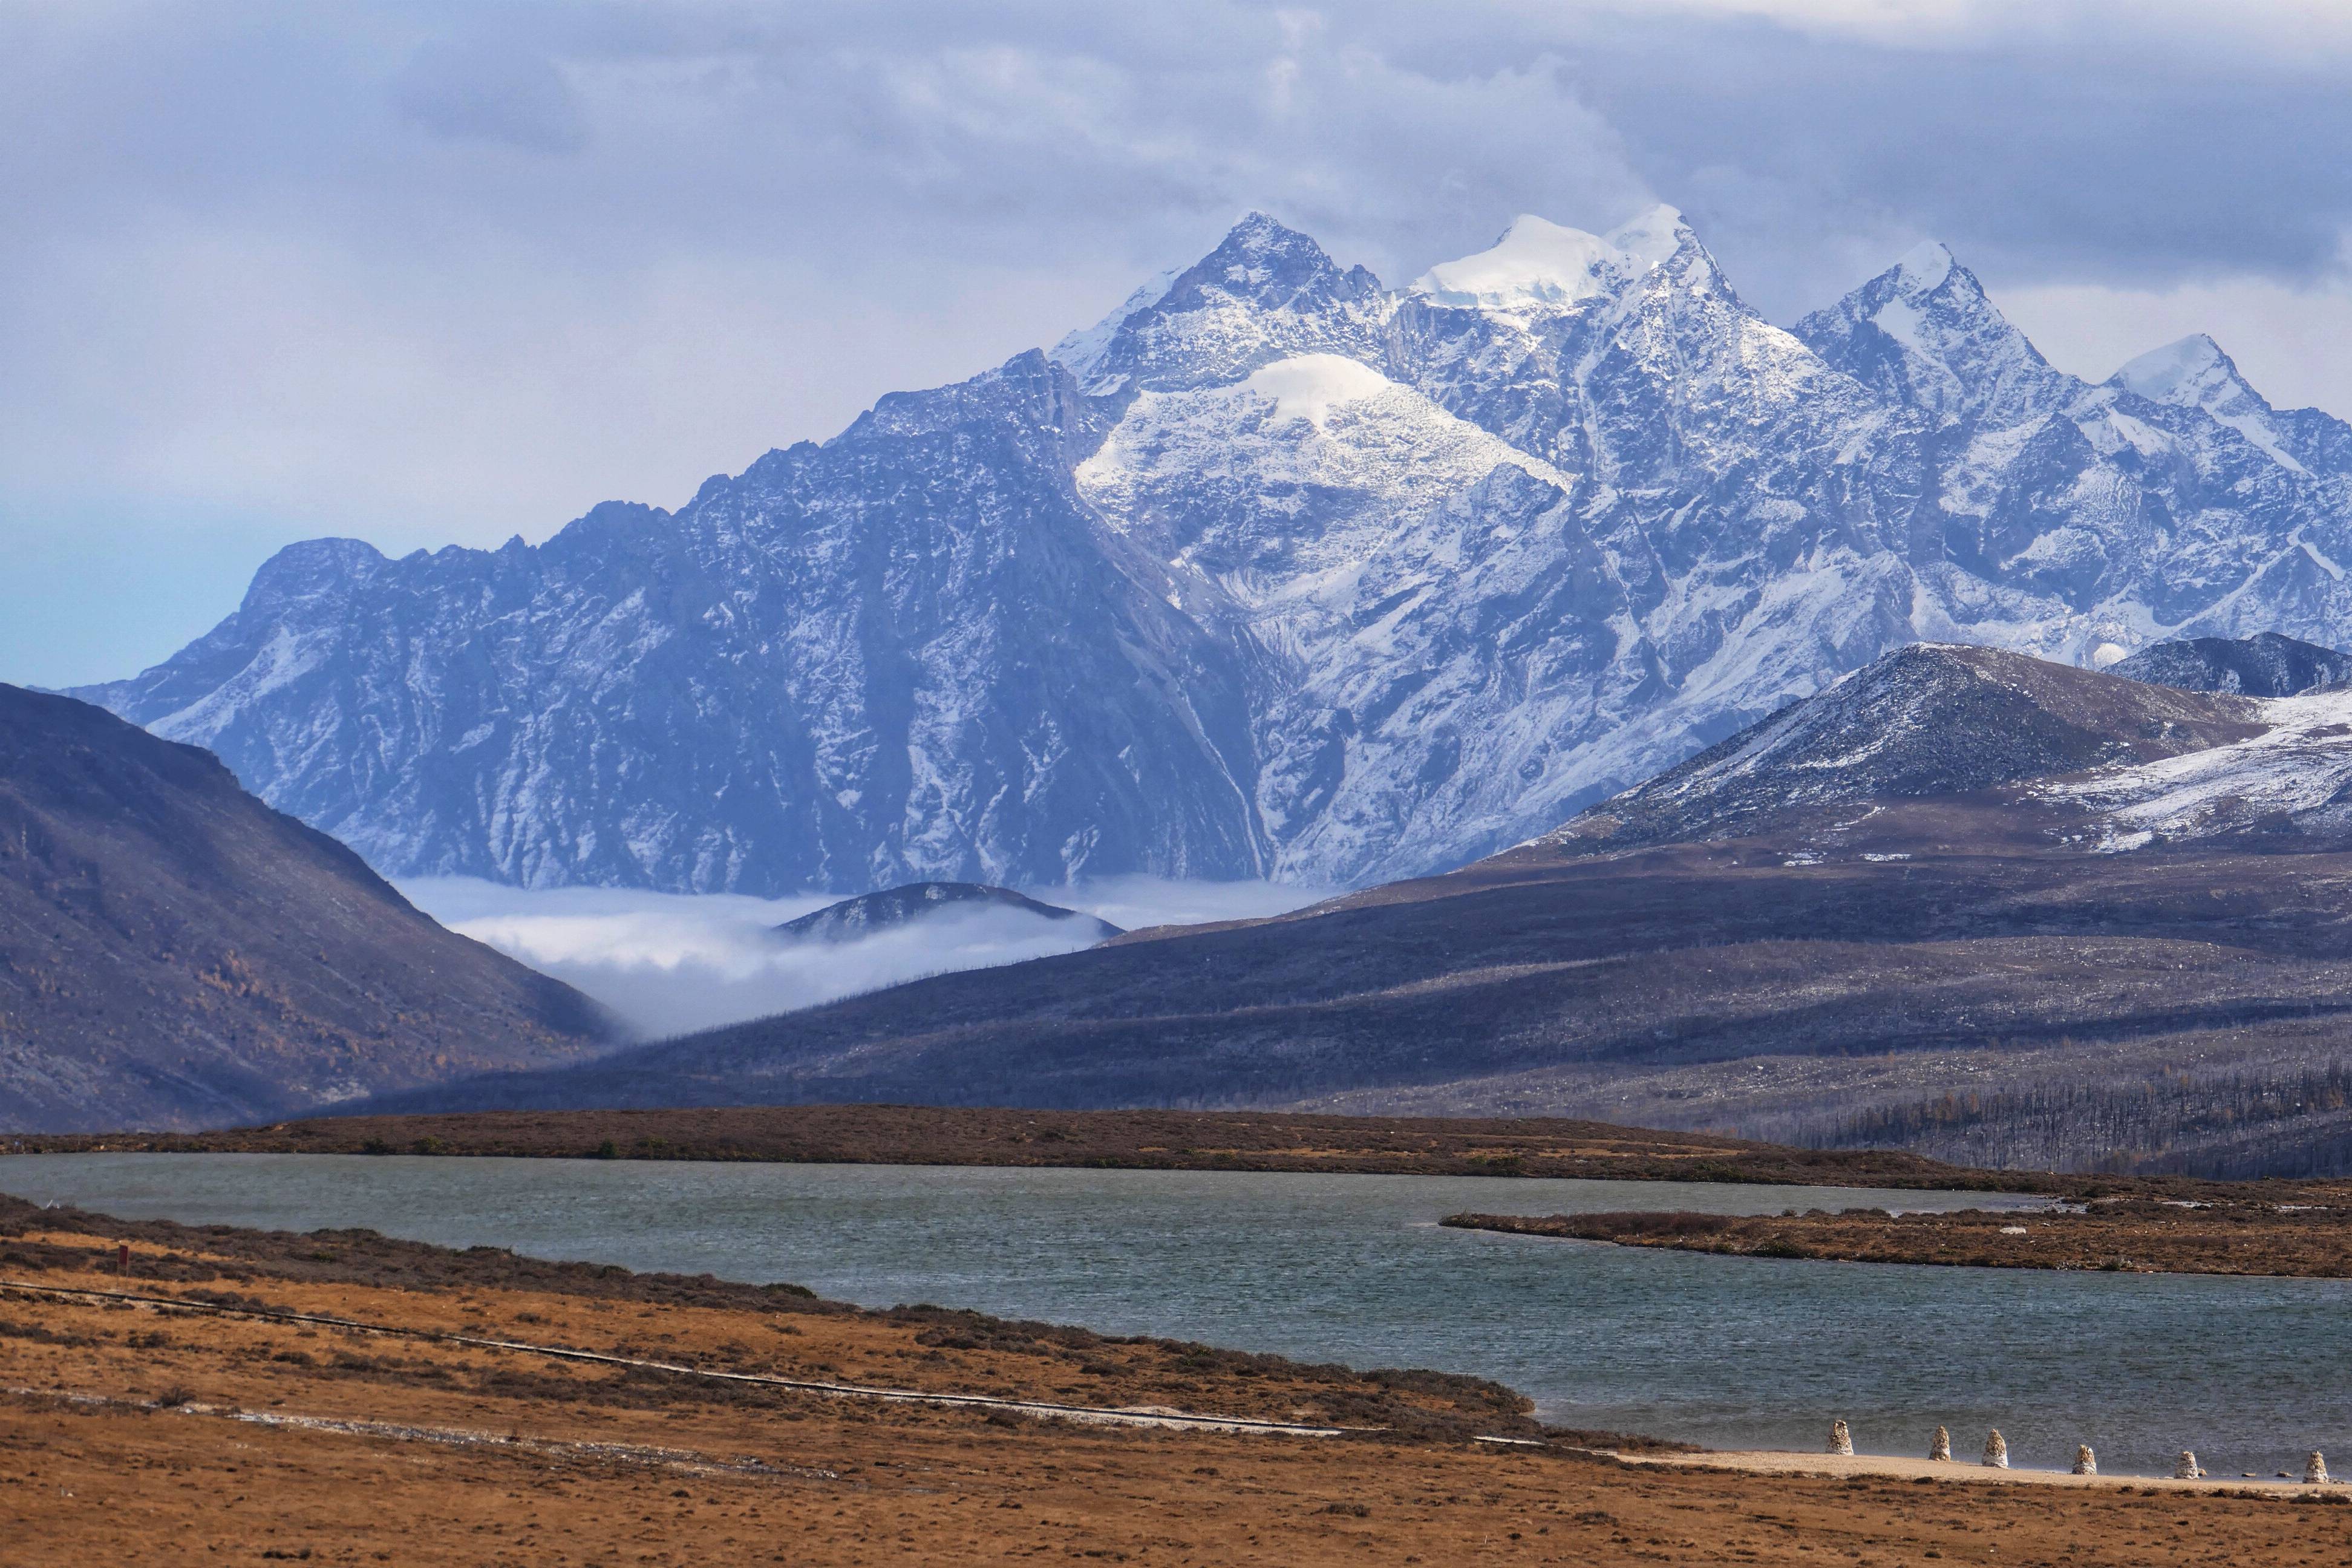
10, 0, 2352, 687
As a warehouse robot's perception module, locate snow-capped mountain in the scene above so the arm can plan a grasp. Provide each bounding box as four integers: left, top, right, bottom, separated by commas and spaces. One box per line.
76, 206, 2352, 893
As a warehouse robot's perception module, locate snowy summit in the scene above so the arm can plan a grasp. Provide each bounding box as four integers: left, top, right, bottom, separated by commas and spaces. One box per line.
73, 204, 2352, 897
1412, 205, 1685, 311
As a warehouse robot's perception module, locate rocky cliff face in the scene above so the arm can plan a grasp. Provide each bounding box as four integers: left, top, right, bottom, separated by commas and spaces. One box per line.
77, 209, 2352, 893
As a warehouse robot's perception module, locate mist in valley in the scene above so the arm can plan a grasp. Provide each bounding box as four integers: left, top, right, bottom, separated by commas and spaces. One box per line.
399, 875, 1335, 1040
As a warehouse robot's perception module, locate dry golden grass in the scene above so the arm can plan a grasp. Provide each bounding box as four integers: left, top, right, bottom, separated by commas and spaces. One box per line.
4, 1217, 2350, 1566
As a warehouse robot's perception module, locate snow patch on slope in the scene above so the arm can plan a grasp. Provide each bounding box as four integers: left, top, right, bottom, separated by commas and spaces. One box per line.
2114, 334, 2231, 404
2040, 687, 2352, 843
1051, 266, 1181, 381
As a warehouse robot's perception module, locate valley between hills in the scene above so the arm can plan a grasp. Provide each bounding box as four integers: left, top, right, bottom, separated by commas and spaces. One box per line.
29, 15, 2352, 1566
338, 641, 2352, 1181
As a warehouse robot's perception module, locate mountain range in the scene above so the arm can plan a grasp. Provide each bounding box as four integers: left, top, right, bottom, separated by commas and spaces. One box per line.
367, 639, 2352, 1176
71, 208, 2352, 895
0, 684, 613, 1131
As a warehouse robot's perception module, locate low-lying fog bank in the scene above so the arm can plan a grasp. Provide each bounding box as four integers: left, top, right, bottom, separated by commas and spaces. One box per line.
398, 875, 1334, 1039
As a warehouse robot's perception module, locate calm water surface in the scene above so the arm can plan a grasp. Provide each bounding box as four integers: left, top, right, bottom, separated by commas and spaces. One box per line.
5, 1154, 2339, 1480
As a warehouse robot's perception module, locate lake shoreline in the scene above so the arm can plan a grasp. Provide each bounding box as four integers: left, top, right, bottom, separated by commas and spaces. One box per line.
1620, 1448, 2351, 1495
7, 1193, 2347, 1563
0, 1102, 2192, 1197
1445, 1197, 2352, 1279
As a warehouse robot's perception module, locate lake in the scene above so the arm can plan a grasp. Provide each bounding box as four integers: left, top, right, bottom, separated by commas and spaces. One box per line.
4, 1153, 2336, 1480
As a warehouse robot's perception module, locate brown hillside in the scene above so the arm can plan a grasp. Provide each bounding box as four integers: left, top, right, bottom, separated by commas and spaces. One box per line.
0, 684, 614, 1131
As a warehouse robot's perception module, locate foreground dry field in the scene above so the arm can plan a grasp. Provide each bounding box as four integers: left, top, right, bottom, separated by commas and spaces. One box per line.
5, 1200, 2351, 1564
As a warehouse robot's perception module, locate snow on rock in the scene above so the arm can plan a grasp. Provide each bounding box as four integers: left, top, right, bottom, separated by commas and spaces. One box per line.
1051, 265, 1181, 384
2040, 685, 2352, 844
73, 204, 2352, 895
2111, 333, 2310, 475
1603, 203, 1692, 272
2114, 333, 2234, 404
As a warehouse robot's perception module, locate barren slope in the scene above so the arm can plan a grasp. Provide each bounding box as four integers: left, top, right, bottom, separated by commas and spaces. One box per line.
0, 685, 613, 1131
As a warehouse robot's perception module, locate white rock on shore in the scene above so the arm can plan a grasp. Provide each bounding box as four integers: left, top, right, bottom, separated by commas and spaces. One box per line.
1930, 1426, 1951, 1462
1983, 1430, 2008, 1469
1828, 1420, 1854, 1456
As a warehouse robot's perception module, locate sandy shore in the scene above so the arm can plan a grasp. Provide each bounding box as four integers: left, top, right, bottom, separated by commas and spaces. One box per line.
1622, 1448, 2346, 1493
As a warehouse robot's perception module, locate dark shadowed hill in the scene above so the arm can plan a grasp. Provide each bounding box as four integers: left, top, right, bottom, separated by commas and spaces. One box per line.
2111, 632, 2352, 697
776, 883, 1122, 944
370, 645, 2352, 1176
0, 685, 615, 1132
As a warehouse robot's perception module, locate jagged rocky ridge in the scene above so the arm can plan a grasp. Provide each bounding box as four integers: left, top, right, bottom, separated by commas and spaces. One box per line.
774, 883, 1121, 945
76, 212, 2352, 892
2110, 632, 2352, 697
367, 641, 2352, 1177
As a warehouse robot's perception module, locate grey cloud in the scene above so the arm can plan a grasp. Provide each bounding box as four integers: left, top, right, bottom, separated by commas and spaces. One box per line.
391, 39, 589, 154
10, 0, 2352, 691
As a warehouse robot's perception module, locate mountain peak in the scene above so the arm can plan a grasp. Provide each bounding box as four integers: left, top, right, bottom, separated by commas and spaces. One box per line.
1412, 203, 1688, 312
1219, 208, 1318, 258
2109, 334, 2309, 474
1893, 240, 1956, 294
1067, 211, 1387, 393
773, 881, 1123, 945
1604, 203, 1693, 271
2112, 333, 2246, 406
2111, 632, 2352, 697
1793, 241, 2062, 425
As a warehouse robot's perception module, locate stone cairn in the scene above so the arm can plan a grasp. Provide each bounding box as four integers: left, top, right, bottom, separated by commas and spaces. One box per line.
2175, 1451, 2204, 1480
1828, 1419, 1854, 1456
2073, 1445, 2097, 1476
1982, 1430, 2009, 1469
2307, 1451, 2331, 1485
1929, 1426, 1952, 1462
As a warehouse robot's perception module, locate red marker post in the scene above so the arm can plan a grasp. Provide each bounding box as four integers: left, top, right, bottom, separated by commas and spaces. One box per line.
117, 1243, 129, 1276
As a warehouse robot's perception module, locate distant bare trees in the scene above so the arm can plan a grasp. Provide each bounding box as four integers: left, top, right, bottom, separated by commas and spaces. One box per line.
1799, 1062, 2352, 1177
